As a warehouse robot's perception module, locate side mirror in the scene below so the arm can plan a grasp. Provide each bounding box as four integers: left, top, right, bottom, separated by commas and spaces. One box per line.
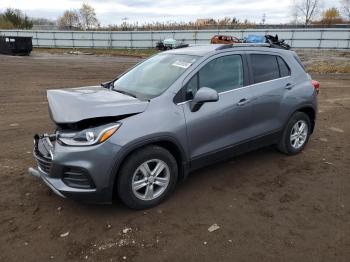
190, 87, 219, 112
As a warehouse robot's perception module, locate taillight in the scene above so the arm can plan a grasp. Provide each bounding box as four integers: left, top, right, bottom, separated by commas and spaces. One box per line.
312, 80, 320, 94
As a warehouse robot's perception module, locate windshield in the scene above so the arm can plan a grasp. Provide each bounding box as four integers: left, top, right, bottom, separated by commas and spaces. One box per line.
113, 54, 199, 99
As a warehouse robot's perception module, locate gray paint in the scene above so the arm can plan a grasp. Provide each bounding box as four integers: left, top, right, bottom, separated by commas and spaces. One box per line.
29, 44, 317, 203
47, 86, 148, 124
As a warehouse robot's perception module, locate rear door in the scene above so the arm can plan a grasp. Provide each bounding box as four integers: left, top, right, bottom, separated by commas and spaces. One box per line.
179, 53, 255, 163
247, 52, 292, 135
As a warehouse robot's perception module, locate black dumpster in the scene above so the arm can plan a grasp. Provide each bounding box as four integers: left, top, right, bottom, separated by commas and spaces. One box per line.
0, 36, 33, 56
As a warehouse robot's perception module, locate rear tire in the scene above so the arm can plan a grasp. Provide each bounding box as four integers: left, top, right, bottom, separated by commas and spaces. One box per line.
117, 145, 178, 209
277, 112, 311, 155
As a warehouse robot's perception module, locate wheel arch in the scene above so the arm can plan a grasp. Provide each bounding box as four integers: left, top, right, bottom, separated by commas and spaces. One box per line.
285, 105, 316, 134
296, 106, 316, 133
110, 136, 189, 200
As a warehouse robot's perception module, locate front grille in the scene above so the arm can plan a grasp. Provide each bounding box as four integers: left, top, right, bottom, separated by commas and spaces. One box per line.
34, 134, 55, 174
34, 153, 52, 174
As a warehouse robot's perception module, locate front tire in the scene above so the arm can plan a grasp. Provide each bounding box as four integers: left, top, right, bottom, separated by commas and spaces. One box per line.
277, 112, 311, 155
117, 145, 178, 209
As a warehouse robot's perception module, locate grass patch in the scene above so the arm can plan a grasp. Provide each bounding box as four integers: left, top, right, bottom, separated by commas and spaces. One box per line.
33, 47, 159, 58
306, 61, 350, 74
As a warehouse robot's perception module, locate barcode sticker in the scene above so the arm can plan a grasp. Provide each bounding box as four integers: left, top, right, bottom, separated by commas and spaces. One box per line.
172, 61, 192, 69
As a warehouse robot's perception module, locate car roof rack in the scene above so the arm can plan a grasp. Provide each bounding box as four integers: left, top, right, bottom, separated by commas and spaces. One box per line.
215, 43, 271, 50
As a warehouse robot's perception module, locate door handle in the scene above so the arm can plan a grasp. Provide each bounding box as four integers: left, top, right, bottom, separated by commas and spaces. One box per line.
237, 98, 249, 106
285, 83, 294, 90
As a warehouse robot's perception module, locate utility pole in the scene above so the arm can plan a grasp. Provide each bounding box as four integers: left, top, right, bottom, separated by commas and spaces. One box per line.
261, 13, 266, 25
122, 17, 128, 31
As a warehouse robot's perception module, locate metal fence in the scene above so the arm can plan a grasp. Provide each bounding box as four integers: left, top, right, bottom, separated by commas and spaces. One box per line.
0, 28, 349, 49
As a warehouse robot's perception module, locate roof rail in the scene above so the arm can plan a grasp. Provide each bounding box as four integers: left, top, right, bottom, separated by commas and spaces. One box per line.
215, 43, 271, 50
174, 43, 190, 49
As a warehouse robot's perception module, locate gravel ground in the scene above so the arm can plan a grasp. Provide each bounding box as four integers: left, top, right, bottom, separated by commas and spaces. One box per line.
0, 51, 349, 262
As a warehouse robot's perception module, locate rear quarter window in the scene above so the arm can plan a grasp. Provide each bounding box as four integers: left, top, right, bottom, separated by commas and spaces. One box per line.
293, 54, 306, 71
277, 56, 291, 77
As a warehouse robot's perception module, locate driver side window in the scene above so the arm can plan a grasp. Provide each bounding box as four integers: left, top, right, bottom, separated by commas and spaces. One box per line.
184, 54, 244, 100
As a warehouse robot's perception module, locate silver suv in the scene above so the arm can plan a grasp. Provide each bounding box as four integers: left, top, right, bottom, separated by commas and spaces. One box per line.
29, 44, 318, 209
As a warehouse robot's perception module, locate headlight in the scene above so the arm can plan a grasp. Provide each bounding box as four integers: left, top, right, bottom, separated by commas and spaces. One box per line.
58, 123, 121, 146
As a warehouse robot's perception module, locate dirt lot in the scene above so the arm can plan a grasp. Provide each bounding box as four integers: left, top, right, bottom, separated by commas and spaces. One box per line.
0, 51, 349, 262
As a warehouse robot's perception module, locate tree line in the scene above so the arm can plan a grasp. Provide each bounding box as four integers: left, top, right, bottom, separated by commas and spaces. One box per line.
0, 8, 33, 29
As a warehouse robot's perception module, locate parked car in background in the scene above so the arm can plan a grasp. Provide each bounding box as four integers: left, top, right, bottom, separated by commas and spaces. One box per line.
244, 34, 290, 50
29, 44, 319, 209
210, 35, 241, 44
156, 38, 188, 50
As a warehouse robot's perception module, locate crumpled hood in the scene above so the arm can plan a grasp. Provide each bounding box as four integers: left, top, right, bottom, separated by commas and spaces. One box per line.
47, 86, 149, 124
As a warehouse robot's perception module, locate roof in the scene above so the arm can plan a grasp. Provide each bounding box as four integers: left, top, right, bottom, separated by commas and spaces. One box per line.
165, 43, 288, 56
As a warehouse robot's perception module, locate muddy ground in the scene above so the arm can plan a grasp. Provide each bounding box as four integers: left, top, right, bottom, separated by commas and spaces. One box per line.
0, 51, 349, 262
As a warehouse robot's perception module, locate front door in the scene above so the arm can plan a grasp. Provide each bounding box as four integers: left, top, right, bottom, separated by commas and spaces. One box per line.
180, 54, 255, 164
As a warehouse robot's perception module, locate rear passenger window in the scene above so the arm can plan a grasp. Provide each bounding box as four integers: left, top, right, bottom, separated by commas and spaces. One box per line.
277, 56, 291, 77
250, 54, 279, 84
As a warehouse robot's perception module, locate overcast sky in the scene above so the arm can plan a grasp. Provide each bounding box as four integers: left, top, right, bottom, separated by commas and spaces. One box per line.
0, 0, 340, 25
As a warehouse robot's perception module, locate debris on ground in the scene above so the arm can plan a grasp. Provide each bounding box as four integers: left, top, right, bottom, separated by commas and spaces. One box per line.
67, 50, 94, 55
122, 227, 132, 234
208, 224, 220, 232
329, 127, 344, 133
60, 231, 69, 238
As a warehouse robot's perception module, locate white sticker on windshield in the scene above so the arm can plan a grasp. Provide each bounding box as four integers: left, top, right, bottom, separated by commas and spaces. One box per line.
172, 61, 192, 69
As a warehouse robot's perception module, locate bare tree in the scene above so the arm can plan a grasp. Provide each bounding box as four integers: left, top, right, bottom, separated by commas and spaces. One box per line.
341, 0, 350, 21
78, 3, 99, 30
292, 0, 322, 26
57, 10, 79, 30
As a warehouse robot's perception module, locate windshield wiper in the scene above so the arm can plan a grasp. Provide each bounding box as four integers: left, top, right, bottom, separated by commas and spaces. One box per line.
114, 89, 137, 98
101, 81, 113, 89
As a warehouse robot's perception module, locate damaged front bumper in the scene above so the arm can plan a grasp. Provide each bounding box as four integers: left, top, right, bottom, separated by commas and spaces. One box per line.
29, 133, 122, 204
28, 167, 66, 198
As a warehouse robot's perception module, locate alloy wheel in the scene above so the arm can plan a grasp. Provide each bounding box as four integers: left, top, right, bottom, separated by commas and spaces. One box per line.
131, 159, 170, 201
290, 120, 308, 149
